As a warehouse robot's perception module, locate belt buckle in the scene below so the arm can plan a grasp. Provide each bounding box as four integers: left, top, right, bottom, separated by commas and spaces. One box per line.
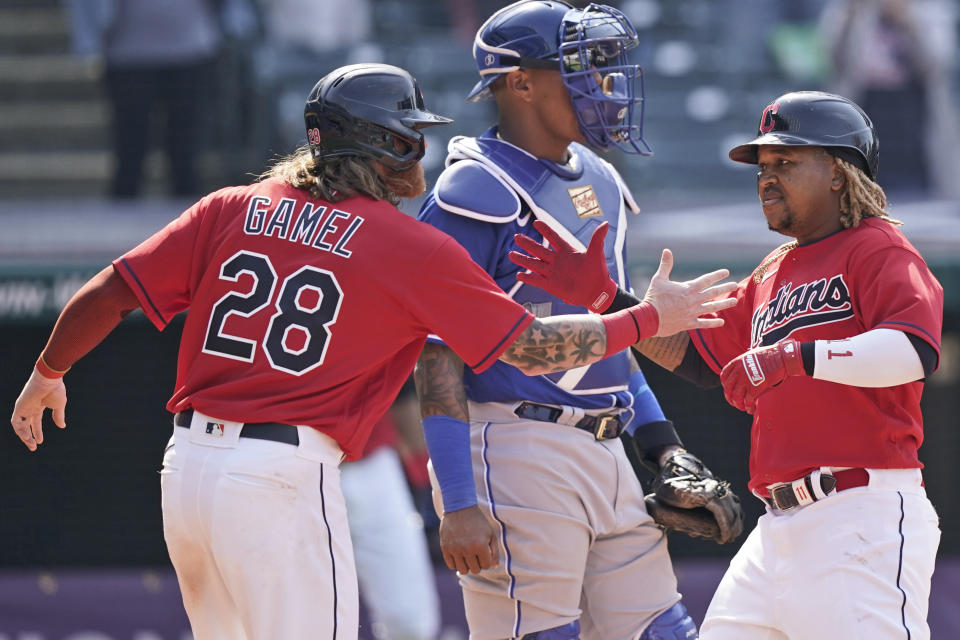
594, 415, 619, 440
768, 483, 798, 512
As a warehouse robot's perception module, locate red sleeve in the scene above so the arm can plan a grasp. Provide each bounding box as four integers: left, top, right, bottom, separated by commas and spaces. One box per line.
689, 276, 755, 374
410, 238, 533, 373
111, 196, 210, 330
851, 245, 943, 368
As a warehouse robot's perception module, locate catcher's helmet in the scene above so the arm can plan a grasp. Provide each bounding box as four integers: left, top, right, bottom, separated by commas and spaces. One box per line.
304, 63, 452, 171
468, 1, 651, 155
729, 91, 879, 180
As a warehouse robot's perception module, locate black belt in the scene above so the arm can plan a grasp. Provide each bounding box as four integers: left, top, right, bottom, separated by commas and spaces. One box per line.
174, 409, 299, 446
514, 401, 624, 440
764, 468, 870, 512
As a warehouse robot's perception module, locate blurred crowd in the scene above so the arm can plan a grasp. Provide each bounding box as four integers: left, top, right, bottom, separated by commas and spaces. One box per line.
5, 2, 956, 638
60, 0, 959, 201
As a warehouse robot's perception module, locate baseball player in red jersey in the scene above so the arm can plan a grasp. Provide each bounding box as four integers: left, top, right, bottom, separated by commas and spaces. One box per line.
9, 63, 736, 640
508, 91, 944, 639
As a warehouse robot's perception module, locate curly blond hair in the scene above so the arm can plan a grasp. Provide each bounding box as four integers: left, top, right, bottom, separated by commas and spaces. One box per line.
260, 147, 401, 206
752, 156, 902, 283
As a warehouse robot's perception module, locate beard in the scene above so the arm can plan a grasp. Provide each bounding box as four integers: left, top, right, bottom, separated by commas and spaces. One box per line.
384, 163, 426, 199
764, 206, 795, 236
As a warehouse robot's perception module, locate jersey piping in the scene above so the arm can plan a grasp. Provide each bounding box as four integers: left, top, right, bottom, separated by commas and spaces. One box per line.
879, 320, 941, 350
692, 328, 723, 373
471, 311, 533, 372
117, 257, 168, 329
480, 421, 521, 637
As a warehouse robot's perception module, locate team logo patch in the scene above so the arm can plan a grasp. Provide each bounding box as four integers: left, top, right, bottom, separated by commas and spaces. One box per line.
568, 185, 602, 218
759, 102, 781, 133
484, 53, 495, 66
205, 422, 225, 437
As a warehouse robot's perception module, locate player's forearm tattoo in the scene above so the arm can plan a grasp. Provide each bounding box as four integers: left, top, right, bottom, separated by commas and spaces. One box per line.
415, 343, 470, 422
636, 333, 690, 371
501, 317, 606, 374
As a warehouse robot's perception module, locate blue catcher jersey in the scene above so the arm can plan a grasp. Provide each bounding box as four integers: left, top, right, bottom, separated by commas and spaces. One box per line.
418, 127, 642, 412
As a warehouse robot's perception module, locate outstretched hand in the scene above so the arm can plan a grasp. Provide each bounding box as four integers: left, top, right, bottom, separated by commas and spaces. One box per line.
10, 368, 67, 451
510, 221, 737, 335
510, 220, 618, 312
642, 249, 738, 337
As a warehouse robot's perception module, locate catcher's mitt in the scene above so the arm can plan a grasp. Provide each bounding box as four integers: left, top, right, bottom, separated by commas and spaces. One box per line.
646, 451, 744, 544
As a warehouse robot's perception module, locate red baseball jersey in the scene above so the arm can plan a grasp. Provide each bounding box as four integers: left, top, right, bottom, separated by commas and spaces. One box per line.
690, 217, 943, 493
114, 178, 532, 460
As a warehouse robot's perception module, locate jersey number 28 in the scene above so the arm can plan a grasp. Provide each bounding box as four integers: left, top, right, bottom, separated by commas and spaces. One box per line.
202, 250, 342, 376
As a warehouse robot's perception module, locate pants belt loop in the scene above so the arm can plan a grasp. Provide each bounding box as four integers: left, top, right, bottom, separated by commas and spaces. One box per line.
559, 405, 585, 426
811, 467, 833, 500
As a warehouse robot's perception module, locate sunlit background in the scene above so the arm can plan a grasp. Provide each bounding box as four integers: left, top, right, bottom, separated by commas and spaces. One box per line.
1, 0, 958, 637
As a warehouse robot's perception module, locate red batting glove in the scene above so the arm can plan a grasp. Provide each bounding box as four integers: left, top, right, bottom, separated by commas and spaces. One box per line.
720, 338, 805, 414
509, 219, 618, 312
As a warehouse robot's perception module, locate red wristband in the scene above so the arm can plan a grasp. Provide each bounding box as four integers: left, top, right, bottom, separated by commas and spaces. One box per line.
601, 302, 659, 357
35, 355, 69, 379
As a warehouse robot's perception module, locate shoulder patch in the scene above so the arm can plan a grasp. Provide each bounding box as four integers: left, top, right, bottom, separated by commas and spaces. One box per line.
434, 159, 521, 223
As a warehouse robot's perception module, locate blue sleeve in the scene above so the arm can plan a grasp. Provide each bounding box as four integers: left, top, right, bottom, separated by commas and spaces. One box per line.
624, 369, 667, 436
422, 415, 477, 512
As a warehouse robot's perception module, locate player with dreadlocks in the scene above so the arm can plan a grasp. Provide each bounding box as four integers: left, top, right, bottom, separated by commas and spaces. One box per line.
752, 144, 901, 284
508, 91, 944, 639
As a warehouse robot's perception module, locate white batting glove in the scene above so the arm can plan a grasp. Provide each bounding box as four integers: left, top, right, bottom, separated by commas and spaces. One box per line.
10, 367, 67, 451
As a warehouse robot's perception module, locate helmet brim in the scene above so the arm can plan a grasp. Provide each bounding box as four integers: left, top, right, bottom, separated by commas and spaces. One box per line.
401, 109, 454, 128
728, 133, 819, 164
466, 76, 499, 102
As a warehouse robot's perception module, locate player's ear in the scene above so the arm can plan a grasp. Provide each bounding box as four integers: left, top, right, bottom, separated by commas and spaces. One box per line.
830, 166, 845, 191
503, 69, 533, 102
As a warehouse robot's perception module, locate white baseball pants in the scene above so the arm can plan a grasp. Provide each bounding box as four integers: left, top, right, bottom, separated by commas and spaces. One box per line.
701, 468, 940, 640
160, 411, 357, 640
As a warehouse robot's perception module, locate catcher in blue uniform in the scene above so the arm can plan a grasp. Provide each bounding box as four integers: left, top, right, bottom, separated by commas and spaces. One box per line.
414, 2, 743, 639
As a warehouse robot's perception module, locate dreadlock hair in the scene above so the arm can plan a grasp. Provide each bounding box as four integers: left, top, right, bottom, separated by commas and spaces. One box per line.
834, 156, 900, 229
752, 153, 902, 284
260, 146, 401, 206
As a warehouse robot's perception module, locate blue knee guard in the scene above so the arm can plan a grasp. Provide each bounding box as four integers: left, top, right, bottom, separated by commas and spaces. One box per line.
640, 601, 698, 640
521, 620, 581, 639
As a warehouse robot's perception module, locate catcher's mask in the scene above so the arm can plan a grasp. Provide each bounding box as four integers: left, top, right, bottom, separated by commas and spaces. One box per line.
729, 91, 879, 181
467, 0, 651, 155
304, 63, 452, 171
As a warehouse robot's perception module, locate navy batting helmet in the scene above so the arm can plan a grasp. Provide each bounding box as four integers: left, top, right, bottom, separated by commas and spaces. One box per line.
468, 1, 651, 155
729, 91, 879, 180
304, 63, 452, 171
